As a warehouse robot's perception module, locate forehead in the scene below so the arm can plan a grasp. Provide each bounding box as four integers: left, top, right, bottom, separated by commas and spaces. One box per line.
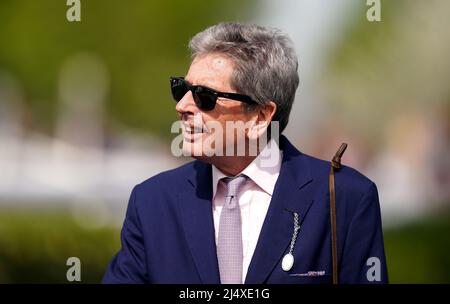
185, 53, 235, 91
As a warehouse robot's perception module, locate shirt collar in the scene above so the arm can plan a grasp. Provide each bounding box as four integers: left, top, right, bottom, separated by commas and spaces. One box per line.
212, 138, 282, 197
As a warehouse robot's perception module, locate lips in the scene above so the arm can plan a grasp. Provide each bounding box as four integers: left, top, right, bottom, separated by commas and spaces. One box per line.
182, 123, 205, 142
183, 124, 204, 134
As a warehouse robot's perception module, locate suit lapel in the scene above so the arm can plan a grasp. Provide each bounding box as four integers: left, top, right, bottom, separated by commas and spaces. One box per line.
245, 136, 315, 284
177, 161, 221, 284
177, 137, 314, 284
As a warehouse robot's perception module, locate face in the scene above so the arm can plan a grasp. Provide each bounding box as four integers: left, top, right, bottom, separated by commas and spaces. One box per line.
176, 53, 263, 162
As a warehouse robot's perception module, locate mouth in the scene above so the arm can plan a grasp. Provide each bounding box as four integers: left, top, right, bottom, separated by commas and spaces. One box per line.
181, 112, 209, 142
183, 124, 205, 135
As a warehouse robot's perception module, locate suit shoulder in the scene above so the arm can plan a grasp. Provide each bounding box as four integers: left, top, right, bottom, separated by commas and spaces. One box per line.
128, 161, 199, 211
135, 160, 197, 192
301, 153, 376, 197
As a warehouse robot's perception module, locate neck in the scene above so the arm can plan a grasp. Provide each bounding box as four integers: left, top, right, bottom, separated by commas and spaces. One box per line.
206, 138, 271, 176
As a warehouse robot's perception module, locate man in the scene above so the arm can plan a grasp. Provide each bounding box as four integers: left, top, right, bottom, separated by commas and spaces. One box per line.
103, 22, 388, 284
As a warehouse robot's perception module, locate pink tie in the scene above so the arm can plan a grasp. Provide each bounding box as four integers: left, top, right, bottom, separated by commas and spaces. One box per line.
217, 175, 247, 284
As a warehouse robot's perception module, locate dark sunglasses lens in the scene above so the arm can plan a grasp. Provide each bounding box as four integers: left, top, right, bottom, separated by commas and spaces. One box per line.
170, 79, 188, 101
195, 91, 216, 111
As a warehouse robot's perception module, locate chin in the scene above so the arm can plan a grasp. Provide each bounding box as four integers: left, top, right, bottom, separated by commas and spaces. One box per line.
182, 138, 206, 158
182, 131, 224, 158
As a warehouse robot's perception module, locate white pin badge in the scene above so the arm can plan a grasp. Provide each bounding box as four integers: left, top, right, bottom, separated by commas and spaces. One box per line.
282, 211, 300, 272
282, 253, 294, 271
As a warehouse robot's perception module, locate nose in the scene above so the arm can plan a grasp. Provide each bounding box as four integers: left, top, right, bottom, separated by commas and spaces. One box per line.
175, 90, 198, 116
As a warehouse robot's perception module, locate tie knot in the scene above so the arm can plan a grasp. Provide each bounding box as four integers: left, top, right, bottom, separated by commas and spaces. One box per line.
222, 175, 247, 198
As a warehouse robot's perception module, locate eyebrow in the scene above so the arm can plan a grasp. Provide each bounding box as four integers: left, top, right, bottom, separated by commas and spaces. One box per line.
184, 77, 221, 93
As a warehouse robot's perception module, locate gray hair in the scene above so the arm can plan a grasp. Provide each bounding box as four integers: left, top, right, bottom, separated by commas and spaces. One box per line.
188, 22, 299, 133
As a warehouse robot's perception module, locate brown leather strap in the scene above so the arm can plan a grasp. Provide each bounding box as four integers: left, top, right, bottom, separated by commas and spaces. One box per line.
329, 143, 347, 284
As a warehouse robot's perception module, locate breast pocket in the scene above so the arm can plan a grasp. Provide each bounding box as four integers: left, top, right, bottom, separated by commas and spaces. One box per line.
282, 274, 332, 284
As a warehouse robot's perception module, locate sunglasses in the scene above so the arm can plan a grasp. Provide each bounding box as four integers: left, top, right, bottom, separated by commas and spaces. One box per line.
170, 76, 257, 111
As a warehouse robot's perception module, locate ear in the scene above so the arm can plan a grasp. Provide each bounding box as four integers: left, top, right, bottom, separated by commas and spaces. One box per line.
247, 101, 277, 140
258, 101, 277, 123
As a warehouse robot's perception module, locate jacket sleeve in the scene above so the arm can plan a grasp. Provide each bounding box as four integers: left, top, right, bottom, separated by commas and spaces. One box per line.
339, 182, 389, 283
102, 186, 148, 283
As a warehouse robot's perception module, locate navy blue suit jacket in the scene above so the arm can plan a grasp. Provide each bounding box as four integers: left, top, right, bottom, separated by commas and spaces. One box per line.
103, 136, 388, 284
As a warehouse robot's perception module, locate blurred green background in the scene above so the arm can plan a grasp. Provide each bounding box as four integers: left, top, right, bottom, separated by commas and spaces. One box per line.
0, 0, 449, 283
0, 0, 255, 137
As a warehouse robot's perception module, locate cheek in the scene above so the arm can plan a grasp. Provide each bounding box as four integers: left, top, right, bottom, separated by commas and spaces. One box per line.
207, 104, 249, 121
203, 111, 250, 130
202, 106, 255, 141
